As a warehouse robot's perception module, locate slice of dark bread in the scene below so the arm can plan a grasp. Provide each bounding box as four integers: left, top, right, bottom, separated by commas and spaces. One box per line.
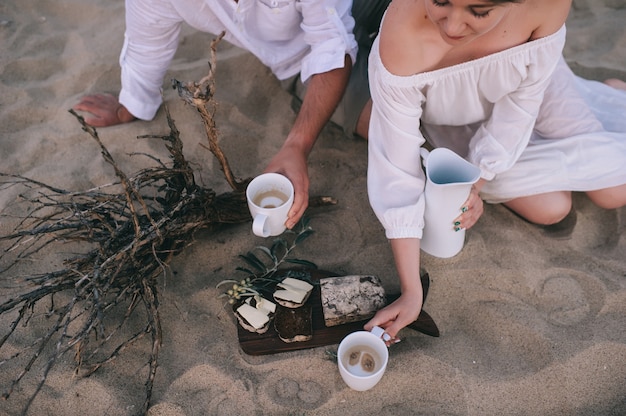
273, 303, 313, 343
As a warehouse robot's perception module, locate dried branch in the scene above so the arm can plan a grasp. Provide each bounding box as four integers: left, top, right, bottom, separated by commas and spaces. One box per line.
0, 35, 247, 415
0, 32, 336, 415
171, 31, 245, 192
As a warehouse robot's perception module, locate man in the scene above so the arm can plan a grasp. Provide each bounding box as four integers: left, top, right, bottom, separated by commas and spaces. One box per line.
73, 0, 389, 228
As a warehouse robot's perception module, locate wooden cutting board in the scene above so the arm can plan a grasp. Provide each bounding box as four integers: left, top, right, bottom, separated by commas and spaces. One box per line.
237, 269, 439, 356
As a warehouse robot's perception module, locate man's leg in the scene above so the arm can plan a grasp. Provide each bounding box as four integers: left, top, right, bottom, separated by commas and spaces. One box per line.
284, 0, 391, 138
330, 0, 391, 138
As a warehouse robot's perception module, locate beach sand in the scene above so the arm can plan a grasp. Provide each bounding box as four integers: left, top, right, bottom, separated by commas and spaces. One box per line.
1, 0, 625, 415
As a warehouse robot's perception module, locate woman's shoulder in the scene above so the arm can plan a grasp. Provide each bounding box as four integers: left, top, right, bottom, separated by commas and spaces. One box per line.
376, 0, 570, 77
526, 0, 571, 40
378, 0, 449, 76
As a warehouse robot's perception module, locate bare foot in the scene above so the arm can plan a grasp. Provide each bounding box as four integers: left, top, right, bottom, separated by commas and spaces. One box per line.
73, 93, 136, 127
604, 78, 626, 91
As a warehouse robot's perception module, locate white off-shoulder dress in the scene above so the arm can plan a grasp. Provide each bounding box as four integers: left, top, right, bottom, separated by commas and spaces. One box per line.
367, 25, 626, 240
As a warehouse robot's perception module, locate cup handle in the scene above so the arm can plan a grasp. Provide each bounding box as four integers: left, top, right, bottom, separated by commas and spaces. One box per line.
370, 326, 391, 343
252, 214, 270, 237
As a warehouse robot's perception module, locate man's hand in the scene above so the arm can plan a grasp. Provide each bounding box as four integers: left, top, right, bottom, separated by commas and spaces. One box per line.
263, 56, 353, 229
264, 143, 309, 229
73, 93, 136, 127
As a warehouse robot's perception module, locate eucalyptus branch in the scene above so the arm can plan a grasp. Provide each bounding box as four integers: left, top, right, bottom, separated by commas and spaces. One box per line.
217, 217, 316, 305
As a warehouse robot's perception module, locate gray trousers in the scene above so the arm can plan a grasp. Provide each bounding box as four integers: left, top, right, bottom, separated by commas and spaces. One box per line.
282, 0, 391, 137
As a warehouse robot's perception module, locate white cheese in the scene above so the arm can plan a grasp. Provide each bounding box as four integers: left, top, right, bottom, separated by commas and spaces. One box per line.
257, 297, 276, 314
236, 303, 270, 329
274, 277, 313, 305
246, 296, 277, 314
279, 277, 313, 292
274, 289, 307, 304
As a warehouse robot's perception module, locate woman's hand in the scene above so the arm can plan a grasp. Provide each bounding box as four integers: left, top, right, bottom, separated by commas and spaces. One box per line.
72, 93, 136, 127
264, 143, 309, 229
454, 179, 486, 231
364, 292, 423, 345
364, 238, 423, 344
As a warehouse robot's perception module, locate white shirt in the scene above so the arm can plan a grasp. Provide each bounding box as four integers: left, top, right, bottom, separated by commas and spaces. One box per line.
368, 25, 626, 240
119, 0, 357, 121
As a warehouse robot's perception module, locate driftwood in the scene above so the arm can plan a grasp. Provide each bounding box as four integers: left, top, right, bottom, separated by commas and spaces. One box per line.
0, 32, 333, 415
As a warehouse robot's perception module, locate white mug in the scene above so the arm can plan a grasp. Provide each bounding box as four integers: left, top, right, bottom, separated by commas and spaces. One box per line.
246, 173, 294, 237
337, 326, 389, 391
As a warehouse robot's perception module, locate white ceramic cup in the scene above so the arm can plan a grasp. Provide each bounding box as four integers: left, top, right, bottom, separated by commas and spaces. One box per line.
337, 326, 389, 391
246, 173, 294, 237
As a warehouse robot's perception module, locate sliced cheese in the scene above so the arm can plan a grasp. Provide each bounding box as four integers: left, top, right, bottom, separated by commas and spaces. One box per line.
279, 277, 313, 292
274, 277, 313, 304
274, 288, 307, 304
246, 296, 277, 315
256, 297, 277, 314
236, 303, 270, 329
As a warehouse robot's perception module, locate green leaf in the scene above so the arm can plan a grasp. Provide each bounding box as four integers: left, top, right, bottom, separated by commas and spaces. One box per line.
270, 238, 288, 258
254, 246, 276, 263
235, 266, 255, 275
238, 253, 266, 272
295, 228, 314, 245
299, 216, 311, 229
285, 258, 317, 269
216, 279, 239, 288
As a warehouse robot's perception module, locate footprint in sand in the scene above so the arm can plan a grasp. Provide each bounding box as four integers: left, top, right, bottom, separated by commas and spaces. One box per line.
274, 378, 324, 406
151, 364, 257, 415
536, 268, 605, 327
260, 357, 333, 411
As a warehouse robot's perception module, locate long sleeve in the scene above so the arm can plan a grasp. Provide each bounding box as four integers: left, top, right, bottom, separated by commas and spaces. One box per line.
367, 38, 428, 240
117, 0, 358, 121
119, 0, 184, 121
466, 40, 564, 180
297, 0, 357, 82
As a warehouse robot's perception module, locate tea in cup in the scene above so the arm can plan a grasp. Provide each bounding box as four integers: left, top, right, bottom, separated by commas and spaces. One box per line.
337, 326, 389, 391
246, 173, 294, 237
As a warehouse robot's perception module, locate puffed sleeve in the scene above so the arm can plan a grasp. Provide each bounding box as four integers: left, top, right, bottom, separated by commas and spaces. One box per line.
119, 0, 184, 121
367, 42, 428, 240
297, 0, 357, 82
467, 26, 567, 179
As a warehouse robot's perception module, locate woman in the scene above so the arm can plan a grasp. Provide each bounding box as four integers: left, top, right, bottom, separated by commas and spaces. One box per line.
364, 0, 626, 342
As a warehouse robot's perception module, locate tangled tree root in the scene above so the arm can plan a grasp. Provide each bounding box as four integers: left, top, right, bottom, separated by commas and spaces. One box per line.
0, 32, 334, 415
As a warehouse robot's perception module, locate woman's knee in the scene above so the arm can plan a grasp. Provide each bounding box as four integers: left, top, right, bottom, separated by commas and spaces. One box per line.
505, 192, 572, 225
586, 185, 626, 209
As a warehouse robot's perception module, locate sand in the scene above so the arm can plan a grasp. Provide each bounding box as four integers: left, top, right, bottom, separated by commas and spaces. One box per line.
0, 0, 625, 415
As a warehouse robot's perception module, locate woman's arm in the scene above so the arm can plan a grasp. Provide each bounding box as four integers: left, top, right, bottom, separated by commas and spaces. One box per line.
364, 238, 423, 342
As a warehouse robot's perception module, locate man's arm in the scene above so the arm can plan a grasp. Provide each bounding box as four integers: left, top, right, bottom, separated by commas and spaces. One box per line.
264, 54, 352, 229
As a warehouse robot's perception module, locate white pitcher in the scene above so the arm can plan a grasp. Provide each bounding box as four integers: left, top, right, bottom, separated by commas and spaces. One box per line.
420, 148, 481, 258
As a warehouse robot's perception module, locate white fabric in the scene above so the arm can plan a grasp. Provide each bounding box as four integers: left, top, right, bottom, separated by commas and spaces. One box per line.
368, 25, 626, 240
119, 0, 357, 121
